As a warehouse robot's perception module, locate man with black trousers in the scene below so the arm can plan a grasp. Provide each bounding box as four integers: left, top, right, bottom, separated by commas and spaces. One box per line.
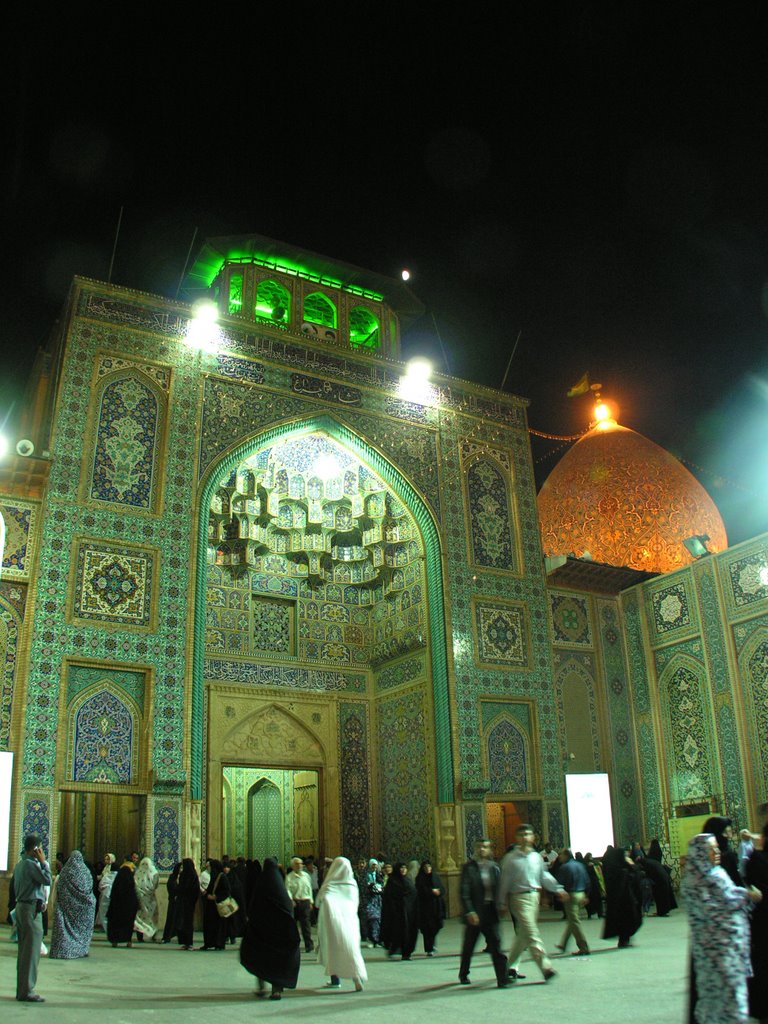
458, 837, 508, 987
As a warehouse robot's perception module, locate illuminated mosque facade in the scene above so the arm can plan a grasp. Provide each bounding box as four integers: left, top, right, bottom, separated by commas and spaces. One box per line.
1, 234, 766, 904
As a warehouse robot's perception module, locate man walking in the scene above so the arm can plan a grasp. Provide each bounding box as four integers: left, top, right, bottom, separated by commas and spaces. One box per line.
13, 834, 52, 1003
458, 837, 508, 987
555, 848, 590, 955
498, 824, 568, 981
285, 857, 314, 952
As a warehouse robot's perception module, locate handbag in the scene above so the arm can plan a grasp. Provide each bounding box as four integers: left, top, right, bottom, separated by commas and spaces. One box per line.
216, 896, 238, 918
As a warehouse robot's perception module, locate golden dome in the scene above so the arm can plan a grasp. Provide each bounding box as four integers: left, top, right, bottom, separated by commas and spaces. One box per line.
537, 420, 728, 573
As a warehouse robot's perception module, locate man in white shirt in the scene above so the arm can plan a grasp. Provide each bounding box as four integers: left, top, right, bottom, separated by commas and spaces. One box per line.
285, 857, 314, 952
498, 824, 569, 981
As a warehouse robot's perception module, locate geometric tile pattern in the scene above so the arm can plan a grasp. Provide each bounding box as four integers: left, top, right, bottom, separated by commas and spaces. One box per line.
474, 599, 529, 668
598, 596, 643, 843
0, 499, 38, 580
725, 549, 768, 610
252, 596, 294, 655
663, 661, 712, 802
152, 799, 181, 871
485, 716, 528, 793
377, 686, 431, 862
550, 592, 592, 646
375, 653, 425, 692
71, 539, 156, 628
71, 687, 136, 784
0, 584, 25, 749
338, 702, 372, 858
465, 456, 517, 571
463, 805, 485, 859
88, 368, 167, 510
650, 580, 692, 636
22, 796, 50, 853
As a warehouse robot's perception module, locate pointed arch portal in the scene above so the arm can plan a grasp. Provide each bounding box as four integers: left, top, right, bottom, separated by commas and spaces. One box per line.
192, 414, 453, 803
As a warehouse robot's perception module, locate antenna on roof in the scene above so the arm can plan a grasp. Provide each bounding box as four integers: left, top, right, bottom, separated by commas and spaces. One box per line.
107, 206, 124, 284
175, 227, 199, 300
500, 331, 521, 391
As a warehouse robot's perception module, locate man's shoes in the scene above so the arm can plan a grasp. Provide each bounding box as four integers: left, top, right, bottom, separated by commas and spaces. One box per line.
555, 944, 565, 952
572, 949, 591, 956
543, 968, 557, 982
458, 976, 471, 985
508, 969, 526, 980
18, 995, 45, 1002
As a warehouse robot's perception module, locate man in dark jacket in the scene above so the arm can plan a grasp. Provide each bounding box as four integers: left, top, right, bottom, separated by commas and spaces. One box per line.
458, 838, 508, 987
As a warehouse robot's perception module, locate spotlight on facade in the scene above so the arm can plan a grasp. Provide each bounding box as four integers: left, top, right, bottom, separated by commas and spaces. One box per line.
0, 435, 8, 459
683, 534, 711, 559
759, 566, 768, 588
399, 358, 433, 404
185, 300, 220, 353
401, 268, 411, 281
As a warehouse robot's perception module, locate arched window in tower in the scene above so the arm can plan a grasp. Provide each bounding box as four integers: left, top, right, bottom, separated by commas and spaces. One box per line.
255, 279, 290, 325
228, 272, 243, 315
349, 306, 380, 350
303, 291, 337, 329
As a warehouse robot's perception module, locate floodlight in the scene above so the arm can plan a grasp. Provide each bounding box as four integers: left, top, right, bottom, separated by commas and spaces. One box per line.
0, 435, 8, 459
683, 534, 711, 559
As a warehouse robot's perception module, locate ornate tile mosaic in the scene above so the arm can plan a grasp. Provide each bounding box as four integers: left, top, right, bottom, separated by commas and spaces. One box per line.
598, 596, 643, 843
85, 362, 169, 511
463, 450, 518, 572
648, 578, 693, 639
0, 583, 25, 749
549, 592, 592, 647
473, 598, 530, 669
723, 548, 768, 611
339, 702, 372, 857
663, 661, 713, 802
463, 805, 485, 858
152, 798, 181, 870
377, 686, 432, 861
70, 687, 137, 784
0, 498, 39, 580
485, 715, 528, 793
252, 596, 294, 655
65, 662, 146, 711
21, 795, 50, 853
71, 538, 157, 629
204, 658, 367, 691
374, 653, 426, 692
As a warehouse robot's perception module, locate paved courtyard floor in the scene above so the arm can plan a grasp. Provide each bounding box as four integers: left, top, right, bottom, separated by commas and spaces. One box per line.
1, 910, 693, 1022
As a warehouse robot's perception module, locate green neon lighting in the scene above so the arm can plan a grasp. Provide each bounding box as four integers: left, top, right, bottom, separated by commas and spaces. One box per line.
209, 252, 384, 302
303, 292, 337, 329
255, 280, 290, 324
228, 273, 243, 315
191, 414, 454, 803
349, 306, 381, 349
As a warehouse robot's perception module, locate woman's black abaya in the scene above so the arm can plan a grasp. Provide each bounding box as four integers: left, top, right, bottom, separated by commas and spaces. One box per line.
382, 863, 418, 959
174, 858, 199, 948
201, 860, 230, 950
747, 842, 768, 1020
601, 846, 642, 947
106, 865, 139, 945
240, 858, 300, 990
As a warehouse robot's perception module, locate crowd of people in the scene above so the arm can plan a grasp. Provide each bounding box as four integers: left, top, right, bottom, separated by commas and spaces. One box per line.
7, 814, 768, 1018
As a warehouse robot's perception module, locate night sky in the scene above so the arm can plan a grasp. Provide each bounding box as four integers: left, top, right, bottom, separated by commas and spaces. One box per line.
4, 8, 768, 544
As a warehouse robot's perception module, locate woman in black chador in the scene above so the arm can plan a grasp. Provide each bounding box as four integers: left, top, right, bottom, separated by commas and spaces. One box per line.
644, 839, 677, 917
106, 864, 139, 948
240, 858, 300, 1001
382, 862, 418, 960
601, 846, 642, 948
199, 859, 230, 950
416, 860, 446, 955
174, 858, 199, 950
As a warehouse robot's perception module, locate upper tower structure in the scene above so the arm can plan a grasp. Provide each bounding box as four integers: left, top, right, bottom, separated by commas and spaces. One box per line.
183, 233, 424, 359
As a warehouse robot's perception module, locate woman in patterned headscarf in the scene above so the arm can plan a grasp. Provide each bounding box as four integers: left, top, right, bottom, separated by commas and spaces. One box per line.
134, 857, 160, 941
682, 832, 762, 1023
49, 851, 96, 959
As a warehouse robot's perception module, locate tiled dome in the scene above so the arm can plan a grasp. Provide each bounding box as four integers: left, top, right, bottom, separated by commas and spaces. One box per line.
537, 419, 727, 573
